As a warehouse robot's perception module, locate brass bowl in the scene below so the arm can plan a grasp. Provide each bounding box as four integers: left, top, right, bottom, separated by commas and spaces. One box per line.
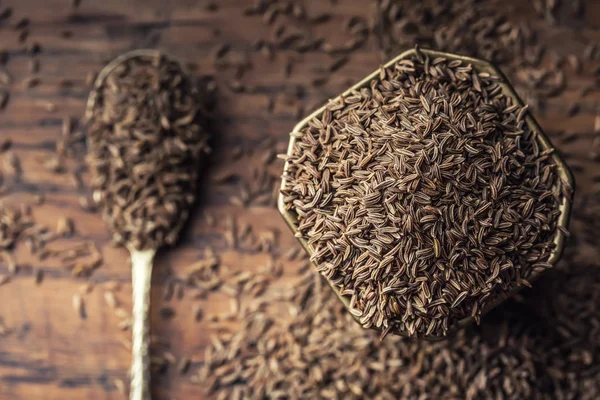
278, 48, 574, 340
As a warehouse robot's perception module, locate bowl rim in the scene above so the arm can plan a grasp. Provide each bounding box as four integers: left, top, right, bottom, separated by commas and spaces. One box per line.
278, 47, 575, 340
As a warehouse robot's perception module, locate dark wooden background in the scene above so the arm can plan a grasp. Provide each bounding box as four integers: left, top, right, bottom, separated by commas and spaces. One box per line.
0, 0, 598, 399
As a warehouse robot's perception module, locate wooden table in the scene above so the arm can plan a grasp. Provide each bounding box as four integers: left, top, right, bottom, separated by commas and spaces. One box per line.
0, 0, 598, 399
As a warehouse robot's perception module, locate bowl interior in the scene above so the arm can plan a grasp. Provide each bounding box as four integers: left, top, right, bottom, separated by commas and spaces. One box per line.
278, 48, 574, 339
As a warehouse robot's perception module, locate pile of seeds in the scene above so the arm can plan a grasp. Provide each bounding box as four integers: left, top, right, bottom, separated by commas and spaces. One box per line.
86, 54, 209, 251
281, 48, 570, 338
199, 263, 600, 399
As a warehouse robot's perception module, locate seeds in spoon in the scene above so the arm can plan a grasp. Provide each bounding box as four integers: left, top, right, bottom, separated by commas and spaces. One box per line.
86, 53, 209, 251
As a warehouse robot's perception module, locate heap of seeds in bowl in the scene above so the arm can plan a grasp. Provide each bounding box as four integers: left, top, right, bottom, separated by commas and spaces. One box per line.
281, 49, 570, 338
86, 54, 209, 250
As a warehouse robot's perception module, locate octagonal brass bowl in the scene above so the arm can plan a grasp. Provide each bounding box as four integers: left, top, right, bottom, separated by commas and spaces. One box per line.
278, 48, 574, 340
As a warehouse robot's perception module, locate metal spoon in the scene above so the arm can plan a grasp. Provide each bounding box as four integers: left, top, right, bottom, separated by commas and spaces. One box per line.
85, 49, 205, 400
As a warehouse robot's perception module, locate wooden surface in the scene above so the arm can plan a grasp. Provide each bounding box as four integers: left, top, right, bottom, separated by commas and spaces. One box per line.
0, 0, 598, 399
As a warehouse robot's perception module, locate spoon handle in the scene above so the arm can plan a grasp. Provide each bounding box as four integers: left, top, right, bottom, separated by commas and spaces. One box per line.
129, 248, 157, 400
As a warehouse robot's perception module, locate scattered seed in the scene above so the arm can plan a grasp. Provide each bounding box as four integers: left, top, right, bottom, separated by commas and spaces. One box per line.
72, 293, 85, 319
159, 307, 176, 320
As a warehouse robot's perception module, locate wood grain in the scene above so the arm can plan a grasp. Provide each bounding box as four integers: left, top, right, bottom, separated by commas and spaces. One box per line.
0, 0, 598, 399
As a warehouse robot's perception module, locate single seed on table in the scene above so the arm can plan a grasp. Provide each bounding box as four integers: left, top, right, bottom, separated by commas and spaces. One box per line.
0, 90, 9, 110
28, 43, 41, 57
14, 17, 29, 30
230, 196, 245, 207
311, 76, 328, 87
114, 378, 126, 396
42, 101, 56, 113
0, 274, 10, 286
34, 269, 44, 285
163, 351, 177, 364
267, 95, 275, 113
104, 281, 121, 291
22, 76, 40, 88
0, 139, 10, 153
28, 58, 39, 73
259, 43, 274, 60
193, 304, 204, 322
78, 196, 95, 211
567, 54, 581, 74
294, 104, 304, 119
262, 4, 278, 24
79, 282, 95, 294
18, 29, 28, 43
283, 57, 293, 77
229, 80, 244, 93
114, 307, 130, 320
329, 56, 349, 72
20, 204, 31, 216
0, 7, 12, 20
205, 1, 218, 12
59, 78, 74, 87
159, 307, 175, 319
85, 71, 96, 87
43, 156, 64, 172
72, 293, 85, 319
176, 284, 184, 300
3, 152, 21, 176
1, 251, 17, 274
177, 357, 190, 374
119, 319, 132, 331
0, 69, 11, 85
211, 43, 230, 61
567, 103, 580, 117
104, 291, 119, 308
